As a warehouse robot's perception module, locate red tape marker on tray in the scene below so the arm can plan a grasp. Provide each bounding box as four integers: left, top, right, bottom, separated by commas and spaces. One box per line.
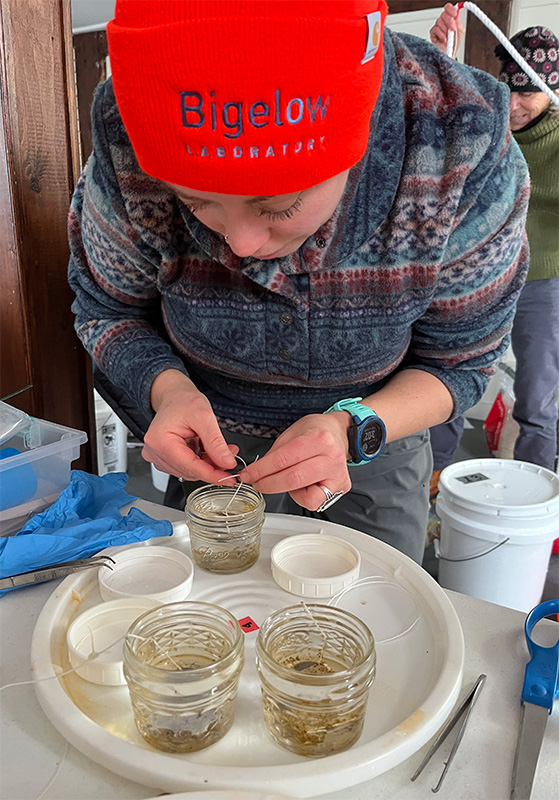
238, 616, 259, 632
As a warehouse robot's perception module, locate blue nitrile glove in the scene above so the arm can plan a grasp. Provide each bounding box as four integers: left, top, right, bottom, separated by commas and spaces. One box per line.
0, 470, 173, 594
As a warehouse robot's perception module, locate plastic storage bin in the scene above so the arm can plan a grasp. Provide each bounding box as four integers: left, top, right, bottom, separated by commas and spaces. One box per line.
0, 415, 87, 536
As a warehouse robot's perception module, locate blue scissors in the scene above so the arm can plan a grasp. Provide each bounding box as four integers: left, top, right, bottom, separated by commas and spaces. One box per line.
510, 598, 559, 800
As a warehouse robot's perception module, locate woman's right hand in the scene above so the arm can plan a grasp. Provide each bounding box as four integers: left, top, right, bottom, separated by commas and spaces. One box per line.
430, 3, 466, 57
142, 369, 238, 483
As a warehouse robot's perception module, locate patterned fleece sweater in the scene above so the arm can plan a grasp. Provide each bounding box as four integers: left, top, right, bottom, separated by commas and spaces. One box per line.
68, 30, 530, 437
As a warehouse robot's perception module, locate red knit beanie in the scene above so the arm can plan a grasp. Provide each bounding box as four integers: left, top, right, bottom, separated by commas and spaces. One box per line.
107, 0, 388, 195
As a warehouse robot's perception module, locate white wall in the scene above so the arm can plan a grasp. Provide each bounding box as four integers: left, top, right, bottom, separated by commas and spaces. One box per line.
388, 1, 559, 54
510, 0, 559, 35
387, 6, 466, 61
72, 0, 115, 33
70, 1, 559, 39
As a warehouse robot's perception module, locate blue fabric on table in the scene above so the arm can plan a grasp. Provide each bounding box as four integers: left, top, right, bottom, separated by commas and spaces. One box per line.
0, 470, 173, 593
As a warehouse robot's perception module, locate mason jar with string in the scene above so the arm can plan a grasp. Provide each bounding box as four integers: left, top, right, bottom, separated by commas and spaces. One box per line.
255, 603, 376, 758
185, 483, 265, 573
123, 601, 244, 753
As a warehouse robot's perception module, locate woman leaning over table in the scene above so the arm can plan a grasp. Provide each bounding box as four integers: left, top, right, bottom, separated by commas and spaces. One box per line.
68, 0, 529, 563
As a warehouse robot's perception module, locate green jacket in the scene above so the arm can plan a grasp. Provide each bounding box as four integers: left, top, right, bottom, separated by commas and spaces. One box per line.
514, 112, 559, 281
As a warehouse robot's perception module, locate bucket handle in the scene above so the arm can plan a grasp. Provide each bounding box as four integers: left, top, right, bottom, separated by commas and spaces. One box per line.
434, 537, 510, 563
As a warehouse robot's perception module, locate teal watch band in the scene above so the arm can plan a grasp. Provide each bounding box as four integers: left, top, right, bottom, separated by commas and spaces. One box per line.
324, 397, 386, 465
324, 397, 374, 422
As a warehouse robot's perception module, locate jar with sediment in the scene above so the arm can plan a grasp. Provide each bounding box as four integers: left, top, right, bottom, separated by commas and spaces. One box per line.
255, 603, 376, 758
186, 484, 265, 573
123, 601, 244, 753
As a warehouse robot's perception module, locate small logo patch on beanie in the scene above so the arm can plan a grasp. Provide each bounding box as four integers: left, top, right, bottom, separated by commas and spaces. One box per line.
362, 11, 382, 64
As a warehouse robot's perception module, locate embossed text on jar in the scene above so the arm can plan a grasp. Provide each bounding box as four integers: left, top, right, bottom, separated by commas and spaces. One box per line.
186, 484, 265, 573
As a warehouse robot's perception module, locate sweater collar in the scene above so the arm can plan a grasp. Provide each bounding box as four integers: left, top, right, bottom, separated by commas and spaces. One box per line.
513, 110, 559, 144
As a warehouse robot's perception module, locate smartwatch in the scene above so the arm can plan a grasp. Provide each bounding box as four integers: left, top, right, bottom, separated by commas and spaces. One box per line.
324, 397, 386, 466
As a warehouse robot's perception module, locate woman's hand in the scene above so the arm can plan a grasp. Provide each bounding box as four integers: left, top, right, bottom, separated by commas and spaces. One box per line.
237, 411, 352, 510
143, 369, 238, 483
430, 3, 466, 58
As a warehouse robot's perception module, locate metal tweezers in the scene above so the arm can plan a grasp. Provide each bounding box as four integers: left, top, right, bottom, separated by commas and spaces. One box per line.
410, 673, 487, 793
0, 555, 115, 590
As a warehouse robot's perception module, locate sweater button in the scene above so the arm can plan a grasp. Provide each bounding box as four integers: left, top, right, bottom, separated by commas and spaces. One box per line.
315, 237, 326, 248
279, 348, 292, 361
280, 312, 293, 325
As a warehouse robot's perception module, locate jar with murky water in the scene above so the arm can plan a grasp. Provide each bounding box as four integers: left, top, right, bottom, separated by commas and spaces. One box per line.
123, 602, 244, 753
255, 603, 376, 758
186, 484, 265, 573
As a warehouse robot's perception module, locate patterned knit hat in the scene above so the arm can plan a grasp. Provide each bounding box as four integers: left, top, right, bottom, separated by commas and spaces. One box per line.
495, 26, 559, 92
107, 0, 388, 195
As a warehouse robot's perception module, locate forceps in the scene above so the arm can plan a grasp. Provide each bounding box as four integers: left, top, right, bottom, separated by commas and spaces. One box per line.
0, 554, 115, 590
410, 673, 487, 792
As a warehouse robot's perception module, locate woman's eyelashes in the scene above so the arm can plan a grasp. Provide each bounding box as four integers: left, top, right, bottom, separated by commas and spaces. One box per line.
259, 196, 303, 221
184, 200, 211, 214
183, 196, 304, 221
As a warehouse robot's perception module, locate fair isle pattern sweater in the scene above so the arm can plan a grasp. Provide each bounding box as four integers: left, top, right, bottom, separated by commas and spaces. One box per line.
68, 31, 530, 437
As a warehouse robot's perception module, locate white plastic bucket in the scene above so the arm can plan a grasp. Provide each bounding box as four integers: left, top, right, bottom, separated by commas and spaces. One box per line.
435, 459, 559, 612
150, 463, 170, 493
94, 391, 128, 476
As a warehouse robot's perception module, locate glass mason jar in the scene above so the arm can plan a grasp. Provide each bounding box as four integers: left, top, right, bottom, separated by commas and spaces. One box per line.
123, 602, 244, 753
255, 603, 376, 758
186, 484, 265, 573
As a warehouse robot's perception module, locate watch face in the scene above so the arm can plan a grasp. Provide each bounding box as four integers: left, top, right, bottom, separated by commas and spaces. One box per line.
360, 420, 384, 457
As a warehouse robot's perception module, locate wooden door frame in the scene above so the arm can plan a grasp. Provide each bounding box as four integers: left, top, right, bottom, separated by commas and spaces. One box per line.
0, 0, 95, 469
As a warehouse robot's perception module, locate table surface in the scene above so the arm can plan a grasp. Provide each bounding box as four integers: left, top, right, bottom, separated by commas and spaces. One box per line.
1, 500, 557, 800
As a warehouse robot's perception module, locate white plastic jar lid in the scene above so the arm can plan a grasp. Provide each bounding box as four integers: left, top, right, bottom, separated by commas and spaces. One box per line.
271, 534, 360, 598
98, 545, 194, 603
66, 597, 160, 685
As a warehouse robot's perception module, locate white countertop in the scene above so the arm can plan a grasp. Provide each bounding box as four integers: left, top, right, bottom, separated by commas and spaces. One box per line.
1, 500, 557, 800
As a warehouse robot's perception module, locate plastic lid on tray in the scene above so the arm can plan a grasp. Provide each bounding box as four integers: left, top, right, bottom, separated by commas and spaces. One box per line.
98, 545, 194, 603
329, 577, 420, 643
67, 597, 159, 685
271, 533, 360, 598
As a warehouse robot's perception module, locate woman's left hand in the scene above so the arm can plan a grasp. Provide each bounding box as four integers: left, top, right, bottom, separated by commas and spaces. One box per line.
236, 412, 352, 510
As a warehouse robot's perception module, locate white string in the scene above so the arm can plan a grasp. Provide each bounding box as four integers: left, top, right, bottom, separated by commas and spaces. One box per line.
0, 633, 126, 693
0, 628, 187, 695
35, 739, 68, 800
301, 601, 328, 650
0, 628, 176, 798
216, 453, 259, 514
457, 2, 559, 107
127, 632, 182, 669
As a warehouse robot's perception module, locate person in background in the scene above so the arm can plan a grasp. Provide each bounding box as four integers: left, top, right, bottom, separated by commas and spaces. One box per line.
429, 5, 559, 495
68, 0, 529, 564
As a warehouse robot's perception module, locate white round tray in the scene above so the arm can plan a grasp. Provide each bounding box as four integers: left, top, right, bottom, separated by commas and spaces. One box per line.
31, 514, 464, 798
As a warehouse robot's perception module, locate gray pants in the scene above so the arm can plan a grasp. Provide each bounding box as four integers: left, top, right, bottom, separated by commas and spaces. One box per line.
168, 429, 432, 564
511, 278, 559, 472
429, 278, 559, 473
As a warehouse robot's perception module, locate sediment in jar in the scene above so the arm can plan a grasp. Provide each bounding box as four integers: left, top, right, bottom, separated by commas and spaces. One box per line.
130, 693, 236, 753
261, 653, 367, 756
261, 690, 366, 757
191, 540, 260, 573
